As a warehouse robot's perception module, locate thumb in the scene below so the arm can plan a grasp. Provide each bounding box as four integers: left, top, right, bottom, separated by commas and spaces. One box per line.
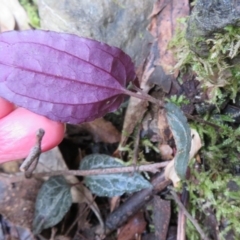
0, 107, 64, 163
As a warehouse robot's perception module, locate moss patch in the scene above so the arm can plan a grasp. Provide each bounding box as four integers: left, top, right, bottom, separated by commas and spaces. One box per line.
20, 0, 40, 28
170, 19, 240, 105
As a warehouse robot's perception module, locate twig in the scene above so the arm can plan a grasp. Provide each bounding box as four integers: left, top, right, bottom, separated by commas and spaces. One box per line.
177, 185, 189, 240
34, 161, 169, 179
185, 114, 220, 130
5, 161, 169, 183
170, 188, 210, 240
20, 129, 45, 177
177, 208, 186, 240
105, 172, 171, 231
132, 124, 141, 170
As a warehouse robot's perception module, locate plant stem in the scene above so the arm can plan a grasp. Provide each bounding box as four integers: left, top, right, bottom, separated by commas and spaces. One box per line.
20, 128, 45, 176
186, 114, 221, 129
170, 188, 210, 240
34, 161, 169, 177
123, 87, 163, 107
5, 162, 170, 182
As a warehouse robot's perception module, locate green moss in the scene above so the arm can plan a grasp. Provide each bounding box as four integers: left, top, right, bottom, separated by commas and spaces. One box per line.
186, 164, 240, 239
19, 0, 40, 28
179, 107, 240, 238
169, 19, 240, 105
170, 18, 240, 239
166, 94, 190, 106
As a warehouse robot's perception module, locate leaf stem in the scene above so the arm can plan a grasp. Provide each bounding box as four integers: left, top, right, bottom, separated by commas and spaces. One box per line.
123, 87, 163, 107
170, 188, 210, 240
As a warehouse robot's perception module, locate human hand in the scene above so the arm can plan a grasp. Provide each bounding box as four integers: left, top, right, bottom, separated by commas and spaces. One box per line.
0, 97, 65, 163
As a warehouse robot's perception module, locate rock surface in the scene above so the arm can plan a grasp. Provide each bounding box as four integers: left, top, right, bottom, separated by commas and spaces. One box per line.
186, 0, 240, 57
37, 0, 154, 66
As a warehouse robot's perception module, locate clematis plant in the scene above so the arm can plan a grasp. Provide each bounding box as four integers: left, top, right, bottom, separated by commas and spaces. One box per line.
0, 30, 192, 181
0, 30, 139, 123
0, 30, 152, 162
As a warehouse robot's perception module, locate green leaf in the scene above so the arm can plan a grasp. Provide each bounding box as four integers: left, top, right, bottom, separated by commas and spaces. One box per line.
32, 176, 72, 234
165, 103, 191, 179
80, 154, 152, 197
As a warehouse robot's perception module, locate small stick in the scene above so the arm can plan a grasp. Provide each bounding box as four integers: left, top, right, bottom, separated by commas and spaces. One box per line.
33, 161, 169, 178
185, 114, 220, 130
6, 161, 169, 182
20, 128, 45, 176
177, 186, 188, 240
105, 172, 171, 231
170, 188, 210, 240
132, 124, 141, 171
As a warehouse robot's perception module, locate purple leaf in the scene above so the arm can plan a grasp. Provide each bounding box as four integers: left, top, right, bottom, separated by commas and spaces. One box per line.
0, 30, 136, 123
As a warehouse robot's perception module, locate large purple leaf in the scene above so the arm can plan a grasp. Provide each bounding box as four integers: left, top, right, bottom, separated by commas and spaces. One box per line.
0, 30, 136, 123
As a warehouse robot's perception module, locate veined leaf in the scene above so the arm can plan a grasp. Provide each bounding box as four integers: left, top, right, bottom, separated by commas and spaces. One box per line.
165, 103, 191, 179
32, 176, 72, 234
0, 30, 136, 123
80, 154, 152, 197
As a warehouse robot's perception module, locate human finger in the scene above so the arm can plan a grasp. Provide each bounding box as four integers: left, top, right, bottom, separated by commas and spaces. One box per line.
0, 107, 65, 163
0, 97, 15, 118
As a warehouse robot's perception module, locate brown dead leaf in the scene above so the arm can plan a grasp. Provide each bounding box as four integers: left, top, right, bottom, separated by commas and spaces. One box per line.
153, 196, 171, 239
0, 160, 21, 173
110, 196, 121, 212
157, 107, 174, 160
142, 112, 160, 142
0, 0, 30, 32
159, 144, 173, 160
165, 129, 202, 186
148, 0, 189, 77
158, 108, 172, 141
120, 97, 149, 147
79, 118, 121, 143
119, 52, 156, 147
35, 147, 70, 176
117, 211, 147, 240
54, 236, 71, 240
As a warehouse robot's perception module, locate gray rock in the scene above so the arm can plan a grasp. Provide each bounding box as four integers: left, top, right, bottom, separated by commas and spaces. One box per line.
37, 0, 154, 66
186, 0, 240, 57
